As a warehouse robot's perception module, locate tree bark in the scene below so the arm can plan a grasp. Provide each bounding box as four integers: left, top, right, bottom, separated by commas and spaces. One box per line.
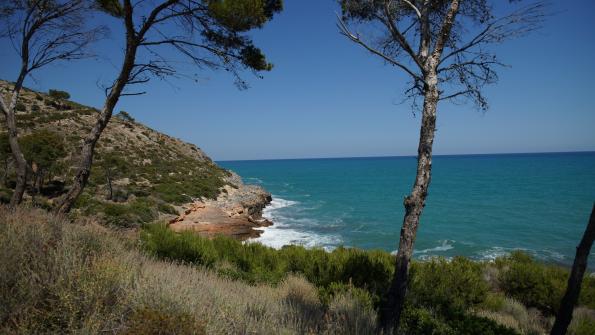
54, 34, 138, 214
550, 204, 595, 335
0, 67, 29, 208
380, 73, 440, 332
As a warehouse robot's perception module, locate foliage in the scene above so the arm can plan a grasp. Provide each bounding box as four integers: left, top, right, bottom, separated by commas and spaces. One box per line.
15, 102, 26, 111
141, 227, 595, 334
142, 223, 394, 303
48, 89, 70, 100
496, 251, 595, 314
100, 198, 158, 227
408, 257, 488, 316
20, 129, 66, 179
116, 110, 135, 123
0, 207, 378, 334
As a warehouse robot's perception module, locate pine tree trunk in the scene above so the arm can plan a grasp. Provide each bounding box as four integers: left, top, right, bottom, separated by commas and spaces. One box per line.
0, 69, 29, 208
550, 204, 595, 335
380, 76, 439, 332
54, 41, 138, 214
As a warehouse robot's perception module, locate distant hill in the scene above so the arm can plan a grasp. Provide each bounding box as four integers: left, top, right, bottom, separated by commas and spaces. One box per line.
0, 79, 237, 226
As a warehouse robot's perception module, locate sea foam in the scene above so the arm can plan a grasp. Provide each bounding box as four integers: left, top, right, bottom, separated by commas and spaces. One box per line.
250, 196, 341, 250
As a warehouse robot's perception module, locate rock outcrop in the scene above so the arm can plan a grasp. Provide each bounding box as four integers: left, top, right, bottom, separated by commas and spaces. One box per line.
168, 172, 272, 240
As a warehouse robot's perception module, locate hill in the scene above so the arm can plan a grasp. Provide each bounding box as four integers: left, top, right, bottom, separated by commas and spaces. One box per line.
0, 80, 270, 236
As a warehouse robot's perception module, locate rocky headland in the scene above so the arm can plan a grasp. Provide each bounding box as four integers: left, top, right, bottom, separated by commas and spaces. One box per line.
168, 171, 273, 240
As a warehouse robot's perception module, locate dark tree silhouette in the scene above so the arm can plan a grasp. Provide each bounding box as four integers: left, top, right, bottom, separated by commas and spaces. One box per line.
338, 0, 546, 331
54, 0, 283, 214
0, 0, 105, 207
550, 204, 595, 335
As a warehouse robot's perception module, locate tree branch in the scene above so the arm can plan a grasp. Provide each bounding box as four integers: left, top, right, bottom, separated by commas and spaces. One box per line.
337, 15, 424, 84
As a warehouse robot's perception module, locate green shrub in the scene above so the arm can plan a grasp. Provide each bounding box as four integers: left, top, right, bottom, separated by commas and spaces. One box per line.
409, 257, 488, 316
31, 104, 40, 112
102, 198, 157, 227
498, 251, 568, 314
116, 110, 135, 123
15, 102, 26, 111
48, 89, 70, 100
141, 224, 394, 305
399, 306, 455, 335
141, 224, 217, 266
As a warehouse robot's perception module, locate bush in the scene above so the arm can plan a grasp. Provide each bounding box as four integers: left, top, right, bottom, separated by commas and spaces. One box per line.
48, 89, 70, 100
31, 104, 40, 112
102, 197, 158, 227
116, 110, 135, 123
15, 102, 26, 111
409, 257, 489, 316
498, 251, 568, 314
141, 224, 394, 304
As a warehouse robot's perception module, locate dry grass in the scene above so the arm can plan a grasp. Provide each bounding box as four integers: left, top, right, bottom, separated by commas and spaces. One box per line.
475, 296, 595, 335
0, 206, 377, 334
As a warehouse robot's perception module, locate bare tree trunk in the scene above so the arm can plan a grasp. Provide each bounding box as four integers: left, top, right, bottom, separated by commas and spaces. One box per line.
2, 158, 7, 187
380, 75, 439, 331
54, 40, 138, 214
550, 204, 595, 335
0, 68, 29, 208
105, 170, 113, 201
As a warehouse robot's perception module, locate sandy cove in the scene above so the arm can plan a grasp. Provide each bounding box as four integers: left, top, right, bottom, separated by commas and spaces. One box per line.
168, 172, 272, 240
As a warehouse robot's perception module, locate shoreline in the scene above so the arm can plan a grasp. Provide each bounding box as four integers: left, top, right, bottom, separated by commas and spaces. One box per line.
168, 171, 273, 240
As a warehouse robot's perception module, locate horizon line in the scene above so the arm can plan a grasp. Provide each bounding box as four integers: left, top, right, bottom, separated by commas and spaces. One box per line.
216, 150, 595, 163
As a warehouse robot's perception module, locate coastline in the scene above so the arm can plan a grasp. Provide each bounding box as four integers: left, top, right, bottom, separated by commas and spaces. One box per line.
168, 171, 273, 240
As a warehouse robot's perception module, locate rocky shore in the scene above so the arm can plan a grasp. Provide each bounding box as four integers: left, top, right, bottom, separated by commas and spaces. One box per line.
168, 171, 273, 240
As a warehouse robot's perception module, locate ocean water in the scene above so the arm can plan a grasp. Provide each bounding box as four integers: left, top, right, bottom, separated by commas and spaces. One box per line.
218, 152, 595, 267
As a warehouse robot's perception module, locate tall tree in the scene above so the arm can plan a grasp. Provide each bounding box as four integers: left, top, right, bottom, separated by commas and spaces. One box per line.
550, 204, 595, 335
338, 0, 545, 331
54, 0, 283, 214
0, 0, 105, 207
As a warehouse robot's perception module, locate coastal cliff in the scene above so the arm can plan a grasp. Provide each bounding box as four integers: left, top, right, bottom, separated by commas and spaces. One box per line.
169, 171, 273, 239
0, 79, 272, 238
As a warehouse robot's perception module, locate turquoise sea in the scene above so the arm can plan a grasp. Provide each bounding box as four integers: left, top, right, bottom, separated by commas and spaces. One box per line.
219, 152, 595, 267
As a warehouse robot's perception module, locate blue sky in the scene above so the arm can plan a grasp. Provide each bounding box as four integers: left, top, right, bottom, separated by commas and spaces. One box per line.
1, 0, 594, 161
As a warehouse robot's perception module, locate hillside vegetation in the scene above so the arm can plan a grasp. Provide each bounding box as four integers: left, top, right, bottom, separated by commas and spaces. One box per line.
1, 207, 594, 334
0, 80, 230, 225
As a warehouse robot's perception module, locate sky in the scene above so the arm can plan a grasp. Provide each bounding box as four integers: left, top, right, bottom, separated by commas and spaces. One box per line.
1, 1, 594, 161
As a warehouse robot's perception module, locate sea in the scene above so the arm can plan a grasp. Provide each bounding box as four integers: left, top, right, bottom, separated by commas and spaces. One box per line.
219, 152, 595, 267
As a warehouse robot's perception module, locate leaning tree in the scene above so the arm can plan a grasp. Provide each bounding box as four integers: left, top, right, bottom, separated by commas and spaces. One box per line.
54, 0, 283, 214
0, 0, 105, 207
338, 0, 546, 330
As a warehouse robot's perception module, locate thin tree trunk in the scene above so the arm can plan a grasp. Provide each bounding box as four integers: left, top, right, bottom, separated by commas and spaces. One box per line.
550, 204, 595, 335
105, 170, 113, 201
54, 40, 138, 214
0, 67, 29, 208
2, 159, 8, 187
380, 77, 439, 331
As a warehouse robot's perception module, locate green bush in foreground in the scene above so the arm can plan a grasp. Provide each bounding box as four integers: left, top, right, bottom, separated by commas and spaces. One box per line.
141, 223, 595, 334
497, 251, 595, 314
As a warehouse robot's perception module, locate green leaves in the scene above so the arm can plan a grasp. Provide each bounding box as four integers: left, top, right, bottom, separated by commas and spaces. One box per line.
208, 0, 282, 31
94, 0, 123, 18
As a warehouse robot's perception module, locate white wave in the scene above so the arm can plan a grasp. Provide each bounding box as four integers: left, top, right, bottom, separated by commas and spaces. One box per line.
249, 196, 340, 250
476, 247, 510, 261
414, 240, 455, 255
